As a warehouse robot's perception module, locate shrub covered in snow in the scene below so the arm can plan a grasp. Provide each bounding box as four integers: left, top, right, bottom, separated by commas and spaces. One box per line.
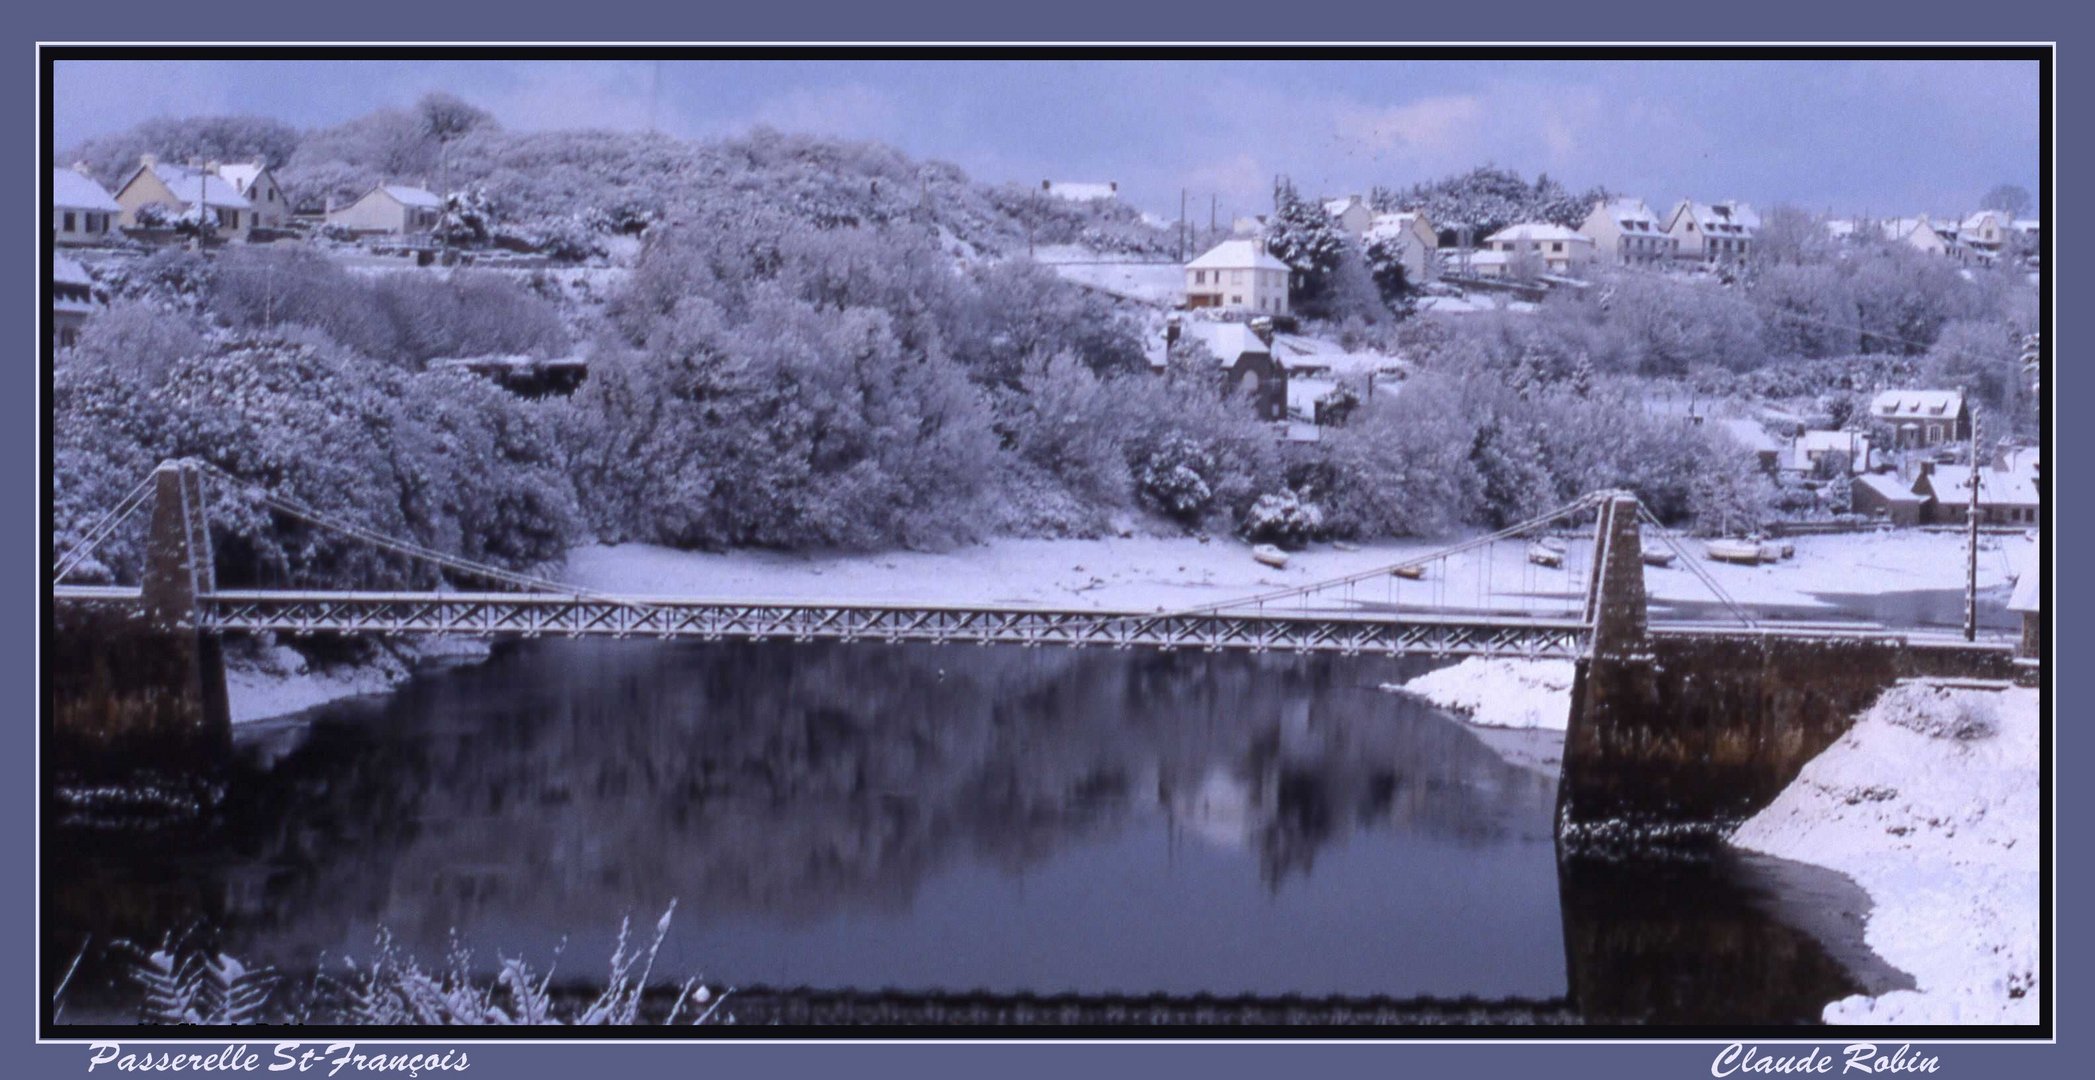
1238, 491, 1324, 548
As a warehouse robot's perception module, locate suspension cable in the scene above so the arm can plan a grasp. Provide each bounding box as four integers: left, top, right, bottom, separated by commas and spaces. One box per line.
53, 472, 158, 582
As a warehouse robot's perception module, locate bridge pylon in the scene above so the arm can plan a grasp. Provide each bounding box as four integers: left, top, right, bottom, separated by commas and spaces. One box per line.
139, 460, 215, 630
1581, 491, 1648, 660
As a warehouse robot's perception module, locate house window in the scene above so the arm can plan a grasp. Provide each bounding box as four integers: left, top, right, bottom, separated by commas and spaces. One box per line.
1194, 270, 1206, 285
59, 327, 78, 348
1551, 241, 1563, 253
1230, 295, 1243, 305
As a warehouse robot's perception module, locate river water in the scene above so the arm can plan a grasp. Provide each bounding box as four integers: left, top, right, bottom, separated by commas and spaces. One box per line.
46, 640, 1907, 1026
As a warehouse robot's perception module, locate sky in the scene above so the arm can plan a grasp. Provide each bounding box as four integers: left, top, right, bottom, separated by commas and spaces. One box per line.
52, 58, 2041, 222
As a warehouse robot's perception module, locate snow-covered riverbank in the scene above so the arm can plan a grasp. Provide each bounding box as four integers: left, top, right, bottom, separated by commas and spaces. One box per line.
224, 638, 491, 724
1731, 681, 2040, 1025
564, 529, 2029, 622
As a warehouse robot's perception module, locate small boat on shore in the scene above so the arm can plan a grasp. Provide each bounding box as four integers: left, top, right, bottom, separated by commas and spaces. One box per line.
1390, 564, 1426, 580
1704, 538, 1765, 565
1251, 544, 1290, 569
1641, 549, 1677, 568
1526, 542, 1564, 569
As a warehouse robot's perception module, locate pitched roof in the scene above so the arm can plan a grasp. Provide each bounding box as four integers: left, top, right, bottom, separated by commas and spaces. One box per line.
1186, 239, 1288, 272
1669, 199, 1758, 236
1485, 222, 1591, 244
132, 162, 252, 210
1322, 196, 1366, 218
1854, 472, 1926, 505
1928, 467, 2039, 509
1870, 389, 1965, 420
53, 254, 92, 288
1367, 212, 1430, 241
1596, 197, 1662, 232
1176, 320, 1273, 364
379, 184, 443, 209
52, 168, 121, 212
215, 161, 269, 194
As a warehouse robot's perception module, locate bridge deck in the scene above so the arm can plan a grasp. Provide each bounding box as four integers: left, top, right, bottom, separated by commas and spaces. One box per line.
55, 586, 1593, 659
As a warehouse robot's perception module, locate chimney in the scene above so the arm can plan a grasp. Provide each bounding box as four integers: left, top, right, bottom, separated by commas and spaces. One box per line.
1249, 316, 1274, 348
205, 160, 220, 175
71, 161, 94, 177
1109, 181, 1118, 194
139, 153, 157, 168
1042, 179, 1052, 192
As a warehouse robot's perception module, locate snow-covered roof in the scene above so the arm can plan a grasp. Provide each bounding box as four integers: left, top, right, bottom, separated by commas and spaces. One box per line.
1596, 197, 1662, 232
51, 168, 121, 212
1670, 199, 1758, 236
1176, 320, 1271, 363
1185, 239, 1288, 273
134, 162, 252, 209
1960, 210, 2008, 232
1854, 473, 1926, 505
53, 254, 92, 288
2013, 219, 2040, 232
1871, 389, 1965, 420
1485, 223, 1590, 245
1933, 467, 2039, 509
1322, 196, 1367, 218
379, 185, 443, 209
216, 161, 269, 194
1367, 212, 1430, 241
1041, 181, 1117, 202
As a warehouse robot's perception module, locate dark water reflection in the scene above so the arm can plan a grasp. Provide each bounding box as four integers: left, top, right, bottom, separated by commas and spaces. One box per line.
46, 640, 1897, 1024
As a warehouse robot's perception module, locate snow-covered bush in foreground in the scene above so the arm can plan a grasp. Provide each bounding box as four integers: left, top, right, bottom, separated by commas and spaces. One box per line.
86, 904, 727, 1026
1731, 682, 2038, 1024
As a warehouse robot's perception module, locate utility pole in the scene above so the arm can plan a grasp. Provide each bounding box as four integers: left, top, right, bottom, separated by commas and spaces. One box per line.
1209, 194, 1217, 235
1965, 410, 1982, 642
1178, 188, 1187, 262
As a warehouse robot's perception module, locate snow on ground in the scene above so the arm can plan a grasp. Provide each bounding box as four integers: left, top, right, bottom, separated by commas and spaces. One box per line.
1418, 292, 1537, 314
1730, 681, 2038, 1024
563, 529, 2024, 627
1034, 246, 1186, 306
1387, 657, 1576, 731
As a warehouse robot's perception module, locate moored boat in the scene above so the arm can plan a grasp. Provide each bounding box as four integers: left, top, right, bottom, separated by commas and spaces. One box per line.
1251, 544, 1289, 569
1704, 539, 1765, 565
1390, 564, 1426, 580
1641, 549, 1677, 568
1526, 542, 1564, 568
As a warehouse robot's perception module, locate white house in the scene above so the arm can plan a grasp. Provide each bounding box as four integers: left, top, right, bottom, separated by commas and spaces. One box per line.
1785, 429, 1871, 475
1321, 195, 1375, 237
1482, 223, 1596, 277
112, 155, 254, 236
1184, 239, 1290, 314
1578, 198, 1675, 265
327, 184, 444, 235
1041, 180, 1118, 202
1366, 211, 1439, 283
215, 160, 291, 229
1957, 210, 2013, 263
1878, 215, 1951, 257
1663, 199, 1758, 263
52, 167, 122, 246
